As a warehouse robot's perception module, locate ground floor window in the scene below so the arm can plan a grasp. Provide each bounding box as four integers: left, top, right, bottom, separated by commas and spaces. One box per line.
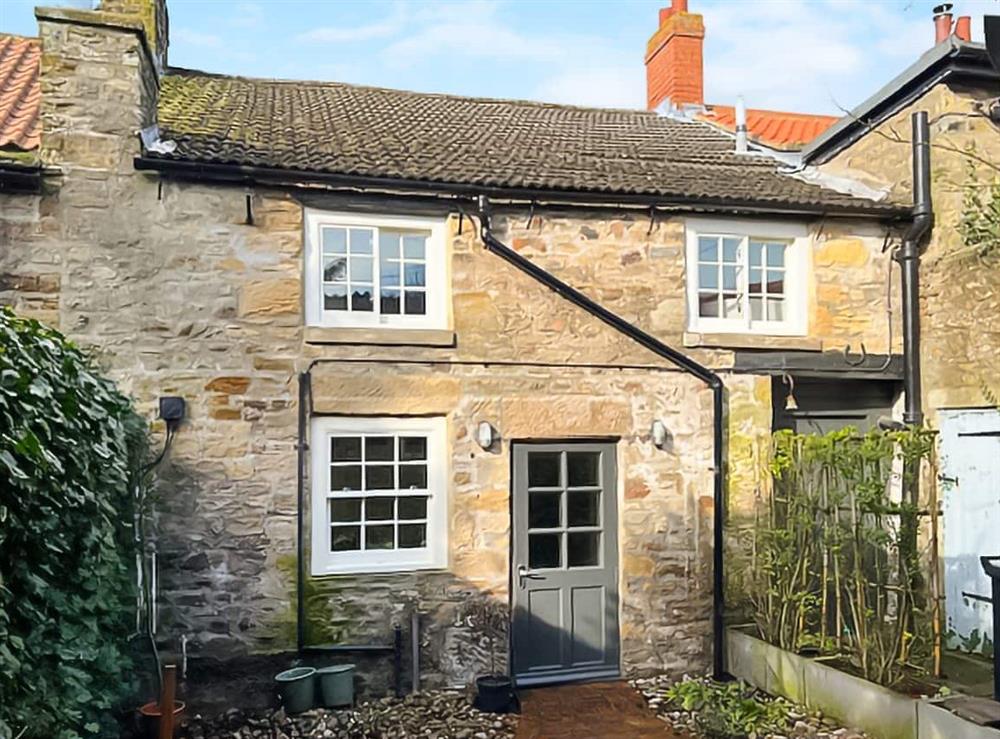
310, 416, 447, 575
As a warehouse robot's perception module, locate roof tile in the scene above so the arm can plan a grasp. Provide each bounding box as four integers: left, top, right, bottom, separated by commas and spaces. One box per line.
154, 71, 893, 214
699, 105, 836, 149
0, 35, 41, 151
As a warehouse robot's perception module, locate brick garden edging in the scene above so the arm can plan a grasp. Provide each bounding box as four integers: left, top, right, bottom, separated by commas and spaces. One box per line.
726, 628, 1000, 739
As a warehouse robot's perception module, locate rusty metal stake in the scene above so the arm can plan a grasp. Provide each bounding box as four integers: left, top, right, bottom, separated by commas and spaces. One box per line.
158, 664, 177, 739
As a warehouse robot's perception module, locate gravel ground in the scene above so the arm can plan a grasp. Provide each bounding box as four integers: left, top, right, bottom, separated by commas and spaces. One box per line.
631, 675, 868, 739
181, 690, 518, 739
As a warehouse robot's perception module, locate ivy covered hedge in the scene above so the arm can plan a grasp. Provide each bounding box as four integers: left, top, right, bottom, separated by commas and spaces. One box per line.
0, 309, 148, 738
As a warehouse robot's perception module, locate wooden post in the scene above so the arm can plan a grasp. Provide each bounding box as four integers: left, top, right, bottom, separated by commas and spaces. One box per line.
158, 664, 177, 739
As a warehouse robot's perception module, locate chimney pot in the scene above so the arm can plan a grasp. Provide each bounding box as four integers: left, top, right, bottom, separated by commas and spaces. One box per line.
955, 16, 972, 42
933, 3, 954, 44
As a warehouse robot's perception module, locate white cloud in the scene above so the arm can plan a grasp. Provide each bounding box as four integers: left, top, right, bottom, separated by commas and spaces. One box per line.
296, 2, 407, 44
172, 27, 223, 48
533, 66, 646, 109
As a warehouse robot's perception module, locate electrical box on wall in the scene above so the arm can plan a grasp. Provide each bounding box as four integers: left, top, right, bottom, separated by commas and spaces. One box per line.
158, 396, 185, 428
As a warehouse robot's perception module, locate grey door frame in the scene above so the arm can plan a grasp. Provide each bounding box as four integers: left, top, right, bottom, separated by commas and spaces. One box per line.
509, 441, 621, 686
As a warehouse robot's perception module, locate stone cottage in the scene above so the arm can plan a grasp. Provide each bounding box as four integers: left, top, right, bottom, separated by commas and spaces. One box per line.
0, 0, 917, 705
805, 9, 1000, 658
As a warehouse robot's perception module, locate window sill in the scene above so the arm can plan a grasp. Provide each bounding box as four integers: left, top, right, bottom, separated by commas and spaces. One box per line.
304, 326, 456, 348
683, 331, 822, 351
311, 563, 448, 577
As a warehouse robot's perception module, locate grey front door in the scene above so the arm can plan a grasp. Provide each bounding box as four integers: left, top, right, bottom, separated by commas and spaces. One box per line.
510, 442, 620, 685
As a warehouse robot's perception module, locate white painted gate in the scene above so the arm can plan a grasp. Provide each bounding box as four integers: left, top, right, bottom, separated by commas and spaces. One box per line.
939, 408, 1000, 649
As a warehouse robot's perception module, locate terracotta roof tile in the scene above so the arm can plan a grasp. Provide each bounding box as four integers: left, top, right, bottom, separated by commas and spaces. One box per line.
699, 105, 837, 150
153, 70, 894, 214
0, 35, 41, 151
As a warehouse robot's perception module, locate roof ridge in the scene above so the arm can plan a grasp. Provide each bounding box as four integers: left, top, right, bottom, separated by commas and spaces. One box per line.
704, 104, 837, 121
164, 66, 663, 117
0, 34, 41, 43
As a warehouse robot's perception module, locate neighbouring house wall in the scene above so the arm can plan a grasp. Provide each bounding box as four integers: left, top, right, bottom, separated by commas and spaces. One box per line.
0, 3, 896, 709
818, 81, 1000, 422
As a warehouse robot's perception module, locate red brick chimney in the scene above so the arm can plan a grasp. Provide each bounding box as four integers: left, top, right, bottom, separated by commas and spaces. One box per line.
645, 0, 705, 110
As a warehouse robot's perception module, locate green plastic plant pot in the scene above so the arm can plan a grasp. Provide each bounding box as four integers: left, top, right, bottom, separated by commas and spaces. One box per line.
275, 666, 316, 713
317, 664, 355, 708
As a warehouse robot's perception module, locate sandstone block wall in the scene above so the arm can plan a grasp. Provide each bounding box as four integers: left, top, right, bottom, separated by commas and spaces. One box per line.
0, 4, 899, 700
818, 81, 1000, 421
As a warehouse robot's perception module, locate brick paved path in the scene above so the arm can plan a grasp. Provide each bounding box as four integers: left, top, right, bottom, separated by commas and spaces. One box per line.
514, 680, 685, 738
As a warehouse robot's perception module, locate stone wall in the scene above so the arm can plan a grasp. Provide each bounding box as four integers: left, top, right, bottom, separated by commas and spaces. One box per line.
0, 3, 899, 709
818, 81, 1000, 421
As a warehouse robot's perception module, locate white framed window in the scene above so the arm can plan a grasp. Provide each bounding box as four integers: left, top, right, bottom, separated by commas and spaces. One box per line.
310, 416, 448, 575
685, 217, 808, 336
304, 210, 448, 329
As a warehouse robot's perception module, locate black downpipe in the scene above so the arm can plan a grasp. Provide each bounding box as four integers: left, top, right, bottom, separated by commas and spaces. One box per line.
296, 371, 311, 652
475, 196, 728, 679
898, 112, 933, 427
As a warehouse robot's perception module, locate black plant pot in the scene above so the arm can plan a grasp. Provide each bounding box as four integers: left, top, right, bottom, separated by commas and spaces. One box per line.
475, 674, 515, 713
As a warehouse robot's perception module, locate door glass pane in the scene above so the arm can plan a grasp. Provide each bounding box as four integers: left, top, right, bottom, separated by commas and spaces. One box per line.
331, 437, 361, 461
529, 533, 561, 569
365, 497, 393, 521
365, 524, 394, 549
398, 496, 427, 520
398, 523, 426, 549
528, 452, 561, 487
365, 465, 394, 490
568, 532, 600, 567
330, 465, 361, 491
331, 525, 360, 551
330, 498, 361, 522
567, 452, 599, 487
529, 491, 561, 529
365, 436, 394, 461
567, 491, 600, 527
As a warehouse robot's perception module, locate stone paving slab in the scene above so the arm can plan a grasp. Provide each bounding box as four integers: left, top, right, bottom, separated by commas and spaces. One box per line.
515, 680, 684, 738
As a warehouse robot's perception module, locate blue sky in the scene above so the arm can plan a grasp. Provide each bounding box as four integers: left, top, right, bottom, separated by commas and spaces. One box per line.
1, 1, 996, 114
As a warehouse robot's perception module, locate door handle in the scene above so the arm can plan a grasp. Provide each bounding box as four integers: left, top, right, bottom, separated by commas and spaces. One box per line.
517, 565, 544, 587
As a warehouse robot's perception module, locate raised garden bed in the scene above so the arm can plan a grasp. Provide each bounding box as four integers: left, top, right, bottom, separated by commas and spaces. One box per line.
726, 628, 1000, 739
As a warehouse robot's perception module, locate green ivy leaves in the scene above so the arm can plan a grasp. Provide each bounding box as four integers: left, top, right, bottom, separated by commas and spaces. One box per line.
0, 308, 148, 738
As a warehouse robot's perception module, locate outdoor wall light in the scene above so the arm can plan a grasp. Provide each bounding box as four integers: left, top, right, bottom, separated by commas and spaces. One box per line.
651, 419, 669, 449
782, 373, 799, 412
476, 421, 496, 450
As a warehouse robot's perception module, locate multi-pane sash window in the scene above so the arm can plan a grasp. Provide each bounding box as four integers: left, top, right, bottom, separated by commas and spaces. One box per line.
685, 219, 806, 336
305, 211, 447, 329
311, 417, 447, 575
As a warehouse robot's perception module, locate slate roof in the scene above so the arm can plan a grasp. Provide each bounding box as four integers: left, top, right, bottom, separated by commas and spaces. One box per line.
152, 70, 901, 215
699, 105, 837, 150
0, 35, 41, 152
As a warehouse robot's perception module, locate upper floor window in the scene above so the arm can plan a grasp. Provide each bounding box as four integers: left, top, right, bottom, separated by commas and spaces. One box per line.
305, 210, 447, 329
685, 218, 808, 336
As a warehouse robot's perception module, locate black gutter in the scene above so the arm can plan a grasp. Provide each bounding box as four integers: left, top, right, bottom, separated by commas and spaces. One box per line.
474, 196, 728, 680
897, 112, 933, 427
133, 155, 909, 221
0, 164, 43, 194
